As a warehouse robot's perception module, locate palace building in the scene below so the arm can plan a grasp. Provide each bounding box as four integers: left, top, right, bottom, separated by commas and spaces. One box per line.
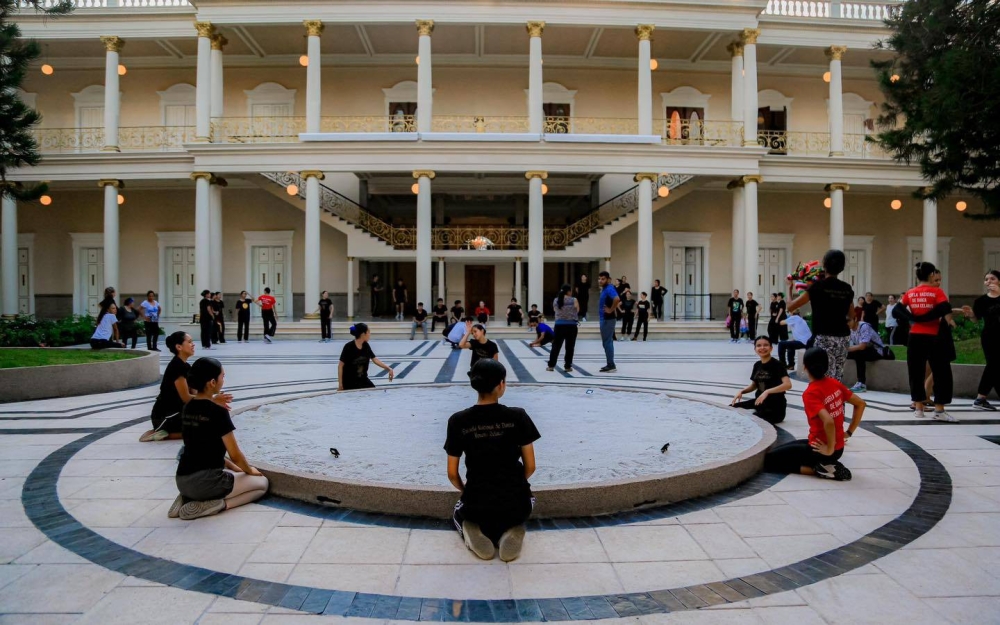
2, 0, 994, 324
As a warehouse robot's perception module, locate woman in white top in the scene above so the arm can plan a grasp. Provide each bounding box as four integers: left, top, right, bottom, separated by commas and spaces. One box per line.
885, 294, 898, 345
91, 302, 124, 349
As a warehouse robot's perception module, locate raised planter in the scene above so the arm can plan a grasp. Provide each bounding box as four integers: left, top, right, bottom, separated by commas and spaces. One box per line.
0, 349, 160, 403
841, 359, 989, 399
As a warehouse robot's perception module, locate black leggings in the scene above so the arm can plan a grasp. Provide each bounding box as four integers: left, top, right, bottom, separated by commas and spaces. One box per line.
979, 336, 1000, 398
321, 316, 332, 340
200, 321, 213, 348
262, 310, 277, 337
748, 315, 758, 340
431, 316, 448, 332
237, 316, 249, 341
121, 327, 137, 349
765, 440, 843, 474
730, 317, 741, 340
907, 334, 953, 404
90, 338, 123, 350
733, 394, 787, 425
622, 313, 634, 337
453, 496, 533, 545
145, 322, 159, 350
548, 324, 578, 368
633, 316, 649, 341
652, 300, 663, 321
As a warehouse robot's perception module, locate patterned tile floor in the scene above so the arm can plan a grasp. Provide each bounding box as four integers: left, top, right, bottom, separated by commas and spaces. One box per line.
1, 336, 999, 624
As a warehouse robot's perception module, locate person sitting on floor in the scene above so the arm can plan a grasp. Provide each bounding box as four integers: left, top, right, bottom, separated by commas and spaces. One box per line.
459, 320, 500, 369
139, 331, 208, 442
170, 357, 269, 520
847, 315, 885, 393
528, 318, 554, 348
445, 359, 540, 562
90, 301, 124, 350
764, 347, 865, 481
730, 335, 792, 425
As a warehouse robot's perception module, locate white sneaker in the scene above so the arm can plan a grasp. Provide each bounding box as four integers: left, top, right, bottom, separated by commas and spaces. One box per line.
933, 410, 958, 422
913, 409, 929, 419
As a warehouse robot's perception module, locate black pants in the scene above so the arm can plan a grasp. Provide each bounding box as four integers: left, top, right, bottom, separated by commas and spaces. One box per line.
261, 310, 277, 337
321, 316, 332, 340
578, 299, 589, 319
848, 346, 882, 384
90, 338, 123, 350
748, 315, 758, 341
622, 312, 634, 337
431, 316, 448, 332
979, 336, 1000, 397
508, 315, 522, 326
215, 319, 225, 344
118, 327, 137, 349
237, 316, 249, 341
778, 340, 806, 367
652, 300, 663, 321
767, 319, 779, 343
765, 440, 843, 474
548, 324, 578, 368
733, 395, 787, 424
370, 291, 379, 316
633, 316, 649, 341
453, 496, 533, 545
729, 317, 741, 340
144, 323, 159, 350
200, 321, 213, 348
907, 334, 952, 404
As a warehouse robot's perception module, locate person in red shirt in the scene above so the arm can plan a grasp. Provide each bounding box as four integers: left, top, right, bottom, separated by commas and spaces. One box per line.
901, 262, 954, 420
474, 301, 491, 325
764, 347, 865, 481
255, 288, 277, 343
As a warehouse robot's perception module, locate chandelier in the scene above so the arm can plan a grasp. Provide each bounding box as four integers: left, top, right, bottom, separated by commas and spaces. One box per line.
469, 236, 494, 250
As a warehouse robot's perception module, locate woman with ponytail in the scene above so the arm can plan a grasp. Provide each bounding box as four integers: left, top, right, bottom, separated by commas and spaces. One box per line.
338, 323, 394, 391
901, 262, 955, 420
546, 284, 579, 372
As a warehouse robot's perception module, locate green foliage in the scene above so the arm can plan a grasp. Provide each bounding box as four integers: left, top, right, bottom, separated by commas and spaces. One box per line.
871, 0, 1000, 215
0, 314, 95, 347
0, 348, 139, 369
0, 0, 73, 201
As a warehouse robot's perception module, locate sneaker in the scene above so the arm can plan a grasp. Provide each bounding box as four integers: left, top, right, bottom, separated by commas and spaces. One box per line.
933, 410, 959, 422
462, 521, 495, 560
814, 462, 852, 481
263, 335, 271, 343
498, 525, 526, 562
564, 365, 573, 373
974, 398, 997, 411
178, 499, 226, 521
849, 382, 867, 393
167, 494, 185, 519
599, 365, 617, 373
138, 429, 157, 442
546, 366, 554, 372
913, 409, 929, 419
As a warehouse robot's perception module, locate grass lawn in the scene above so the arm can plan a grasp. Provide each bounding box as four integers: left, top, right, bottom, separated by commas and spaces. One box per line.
0, 348, 141, 369
889, 338, 985, 365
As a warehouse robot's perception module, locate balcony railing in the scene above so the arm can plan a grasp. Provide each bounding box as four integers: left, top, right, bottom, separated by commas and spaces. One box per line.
757, 130, 891, 158
431, 116, 530, 133
762, 0, 903, 20
33, 126, 195, 153
661, 120, 744, 147
19, 0, 190, 8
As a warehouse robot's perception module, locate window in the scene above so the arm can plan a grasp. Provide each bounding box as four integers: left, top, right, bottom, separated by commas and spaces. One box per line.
665, 107, 705, 141
543, 102, 571, 133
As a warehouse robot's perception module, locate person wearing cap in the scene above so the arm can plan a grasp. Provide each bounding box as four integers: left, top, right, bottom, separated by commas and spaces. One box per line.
198, 290, 215, 349
444, 359, 540, 562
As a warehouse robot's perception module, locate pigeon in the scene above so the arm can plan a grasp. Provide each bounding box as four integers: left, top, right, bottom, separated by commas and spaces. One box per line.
329, 448, 340, 458
660, 443, 670, 454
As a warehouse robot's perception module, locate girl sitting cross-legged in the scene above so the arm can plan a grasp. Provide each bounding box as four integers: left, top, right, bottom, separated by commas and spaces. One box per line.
730, 335, 792, 425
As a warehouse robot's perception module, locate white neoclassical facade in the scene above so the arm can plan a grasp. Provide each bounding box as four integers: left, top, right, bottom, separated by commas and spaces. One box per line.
1, 0, 994, 322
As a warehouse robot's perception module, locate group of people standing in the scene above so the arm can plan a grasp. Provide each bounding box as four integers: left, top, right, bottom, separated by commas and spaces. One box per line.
90, 288, 162, 351
199, 289, 277, 348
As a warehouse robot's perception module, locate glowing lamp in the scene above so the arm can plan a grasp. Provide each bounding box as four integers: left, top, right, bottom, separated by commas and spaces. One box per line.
286, 184, 299, 196
411, 183, 420, 194
956, 201, 967, 212
39, 195, 52, 206
299, 55, 309, 67
657, 186, 670, 198
890, 74, 900, 83
823, 71, 831, 83
117, 194, 125, 205
118, 64, 127, 76
891, 199, 902, 210
824, 197, 832, 209
41, 64, 53, 75
541, 184, 549, 195
415, 56, 419, 65
650, 59, 658, 71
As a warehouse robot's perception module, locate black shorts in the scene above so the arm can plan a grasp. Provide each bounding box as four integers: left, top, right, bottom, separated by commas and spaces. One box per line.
176, 469, 234, 501
764, 440, 844, 474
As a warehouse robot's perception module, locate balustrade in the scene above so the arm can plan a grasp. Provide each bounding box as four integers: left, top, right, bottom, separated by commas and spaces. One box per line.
661, 120, 744, 147
763, 0, 903, 20
19, 0, 190, 7
757, 130, 890, 158
33, 126, 196, 153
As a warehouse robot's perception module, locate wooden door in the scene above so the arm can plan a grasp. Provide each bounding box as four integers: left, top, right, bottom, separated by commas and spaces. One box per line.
253, 246, 288, 315
465, 265, 495, 318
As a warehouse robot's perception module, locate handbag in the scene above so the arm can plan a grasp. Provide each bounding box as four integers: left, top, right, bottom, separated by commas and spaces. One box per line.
725, 313, 732, 328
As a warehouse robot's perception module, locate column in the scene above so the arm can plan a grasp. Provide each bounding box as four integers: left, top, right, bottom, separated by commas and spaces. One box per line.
514, 257, 522, 303
347, 257, 355, 320
209, 178, 225, 291
302, 171, 325, 317
742, 175, 762, 296
100, 36, 123, 152
826, 183, 848, 250
826, 46, 846, 156
414, 170, 435, 306
194, 22, 214, 142
526, 172, 546, 309
741, 29, 760, 146
1, 194, 17, 318
304, 20, 324, 134
727, 179, 745, 291
192, 173, 212, 294
98, 180, 121, 292
210, 33, 226, 121
636, 25, 654, 136
635, 173, 656, 295
527, 21, 545, 134
437, 258, 446, 302
728, 42, 744, 123
604, 257, 611, 274
416, 20, 434, 133
923, 193, 938, 265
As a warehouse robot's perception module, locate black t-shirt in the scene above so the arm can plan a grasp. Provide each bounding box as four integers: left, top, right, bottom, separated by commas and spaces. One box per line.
414, 309, 428, 322
636, 300, 651, 318
119, 307, 137, 330
651, 286, 667, 302
393, 286, 407, 302
371, 279, 382, 293
808, 278, 854, 337
237, 298, 253, 318
433, 305, 448, 318
746, 299, 759, 319
527, 310, 541, 323
451, 306, 465, 320
211, 300, 224, 319
750, 358, 788, 398
444, 403, 541, 504
728, 298, 745, 317
622, 298, 635, 314
340, 340, 376, 388
177, 399, 235, 476
468, 338, 499, 368
318, 298, 333, 319
770, 301, 779, 319
975, 295, 1000, 339
861, 300, 882, 328
575, 283, 590, 302
199, 298, 213, 322
507, 304, 523, 318
152, 356, 190, 418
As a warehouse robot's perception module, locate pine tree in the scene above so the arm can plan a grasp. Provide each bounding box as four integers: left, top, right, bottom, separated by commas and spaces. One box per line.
871, 0, 1000, 216
0, 0, 72, 201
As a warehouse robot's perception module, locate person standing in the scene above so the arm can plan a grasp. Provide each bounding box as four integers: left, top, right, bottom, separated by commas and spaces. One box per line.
370, 274, 384, 317
767, 293, 781, 343
140, 291, 162, 351
256, 288, 277, 343
893, 291, 911, 346
964, 270, 1000, 411
118, 298, 139, 349
459, 320, 500, 369
861, 292, 884, 329
393, 279, 408, 320
411, 302, 429, 340
650, 280, 667, 322
139, 331, 196, 442
317, 290, 334, 342
212, 292, 226, 344
902, 262, 955, 421
574, 275, 591, 322
727, 290, 745, 343
431, 298, 449, 333
198, 290, 215, 349
777, 293, 789, 342
236, 291, 252, 343
597, 271, 620, 373
620, 288, 635, 340
788, 250, 855, 382
745, 292, 759, 342
632, 292, 651, 341
339, 323, 395, 390
885, 294, 899, 345
547, 284, 579, 372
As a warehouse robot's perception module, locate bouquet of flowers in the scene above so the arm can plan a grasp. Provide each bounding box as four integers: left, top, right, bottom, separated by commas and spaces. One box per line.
787, 260, 824, 297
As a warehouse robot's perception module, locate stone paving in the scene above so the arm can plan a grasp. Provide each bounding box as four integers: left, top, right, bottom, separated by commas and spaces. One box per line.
1, 335, 999, 624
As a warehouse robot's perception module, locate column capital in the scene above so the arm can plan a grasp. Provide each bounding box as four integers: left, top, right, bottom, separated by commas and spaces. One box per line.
824, 183, 850, 192
100, 36, 125, 53
515, 256, 522, 262
416, 20, 434, 36
210, 33, 228, 51
726, 41, 744, 57
300, 170, 325, 180
634, 173, 658, 183
347, 256, 355, 262
213, 177, 228, 187
525, 171, 548, 180
190, 172, 214, 182
413, 170, 436, 180
194, 21, 215, 38
97, 179, 123, 189
726, 178, 745, 190
740, 28, 760, 45
635, 24, 655, 41
526, 21, 545, 38
304, 20, 325, 37
825, 45, 847, 61
741, 175, 763, 185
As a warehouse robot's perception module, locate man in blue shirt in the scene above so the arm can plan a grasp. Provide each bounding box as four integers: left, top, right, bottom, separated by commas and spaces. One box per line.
597, 271, 621, 372
528, 319, 554, 347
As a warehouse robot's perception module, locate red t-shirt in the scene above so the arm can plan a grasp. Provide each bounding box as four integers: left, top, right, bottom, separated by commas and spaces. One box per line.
258, 294, 276, 310
901, 286, 948, 335
802, 377, 852, 451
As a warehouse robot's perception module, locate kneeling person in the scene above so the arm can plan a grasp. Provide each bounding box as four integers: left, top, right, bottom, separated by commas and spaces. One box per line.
445, 359, 540, 561
529, 318, 554, 348
731, 336, 792, 424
